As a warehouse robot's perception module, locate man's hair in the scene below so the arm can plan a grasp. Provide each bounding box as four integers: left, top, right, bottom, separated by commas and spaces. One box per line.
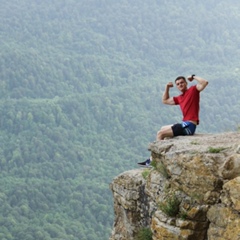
175, 76, 186, 83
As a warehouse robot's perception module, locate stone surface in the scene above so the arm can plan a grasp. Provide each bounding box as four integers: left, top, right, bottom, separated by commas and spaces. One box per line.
221, 176, 240, 211
110, 132, 240, 240
109, 169, 151, 240
207, 205, 240, 240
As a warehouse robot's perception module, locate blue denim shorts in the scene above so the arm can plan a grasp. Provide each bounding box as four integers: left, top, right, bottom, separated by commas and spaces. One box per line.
172, 121, 196, 136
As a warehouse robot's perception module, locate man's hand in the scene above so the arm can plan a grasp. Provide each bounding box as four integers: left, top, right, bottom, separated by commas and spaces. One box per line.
166, 82, 174, 88
187, 75, 195, 82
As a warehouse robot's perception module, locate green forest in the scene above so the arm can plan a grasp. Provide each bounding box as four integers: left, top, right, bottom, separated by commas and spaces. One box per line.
1, 0, 240, 239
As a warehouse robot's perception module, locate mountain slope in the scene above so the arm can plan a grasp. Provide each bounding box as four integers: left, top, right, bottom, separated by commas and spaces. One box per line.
1, 1, 240, 239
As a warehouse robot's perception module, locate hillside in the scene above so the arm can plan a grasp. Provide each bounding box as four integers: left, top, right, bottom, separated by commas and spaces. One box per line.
1, 0, 240, 239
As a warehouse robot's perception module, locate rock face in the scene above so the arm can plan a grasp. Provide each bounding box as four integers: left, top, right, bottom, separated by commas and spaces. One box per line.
109, 132, 240, 240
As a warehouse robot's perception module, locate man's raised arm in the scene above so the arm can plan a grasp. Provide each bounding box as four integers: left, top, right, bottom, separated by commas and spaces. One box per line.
162, 82, 175, 105
188, 75, 208, 92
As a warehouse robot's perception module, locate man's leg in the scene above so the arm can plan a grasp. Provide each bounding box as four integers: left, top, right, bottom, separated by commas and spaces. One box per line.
138, 125, 174, 166
137, 156, 152, 167
156, 125, 174, 141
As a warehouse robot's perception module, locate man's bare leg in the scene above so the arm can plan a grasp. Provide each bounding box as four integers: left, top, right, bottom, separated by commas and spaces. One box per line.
138, 125, 174, 166
156, 125, 174, 141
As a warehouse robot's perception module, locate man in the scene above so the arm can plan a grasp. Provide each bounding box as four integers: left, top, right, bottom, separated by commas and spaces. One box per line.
138, 74, 208, 166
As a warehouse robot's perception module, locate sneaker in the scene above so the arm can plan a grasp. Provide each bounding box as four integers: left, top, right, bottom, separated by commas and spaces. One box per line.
138, 158, 151, 167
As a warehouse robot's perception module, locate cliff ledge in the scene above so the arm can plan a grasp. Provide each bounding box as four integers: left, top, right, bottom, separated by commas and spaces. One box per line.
110, 132, 240, 240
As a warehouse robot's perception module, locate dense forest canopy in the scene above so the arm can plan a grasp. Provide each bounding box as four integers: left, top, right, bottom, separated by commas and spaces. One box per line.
1, 0, 240, 239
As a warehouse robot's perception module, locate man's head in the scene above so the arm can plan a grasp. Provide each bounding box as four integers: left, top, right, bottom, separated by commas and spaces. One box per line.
175, 76, 188, 92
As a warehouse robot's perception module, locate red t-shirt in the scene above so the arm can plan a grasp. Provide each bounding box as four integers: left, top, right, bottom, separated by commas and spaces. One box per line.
173, 85, 200, 124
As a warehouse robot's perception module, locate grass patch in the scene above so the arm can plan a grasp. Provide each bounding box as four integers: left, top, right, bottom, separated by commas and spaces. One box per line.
179, 210, 188, 220
190, 141, 200, 145
151, 160, 170, 179
135, 227, 152, 240
208, 146, 226, 153
142, 169, 150, 179
158, 193, 181, 217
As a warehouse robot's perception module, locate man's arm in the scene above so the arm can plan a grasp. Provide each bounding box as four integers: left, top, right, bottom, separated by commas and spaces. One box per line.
188, 75, 208, 92
162, 82, 175, 105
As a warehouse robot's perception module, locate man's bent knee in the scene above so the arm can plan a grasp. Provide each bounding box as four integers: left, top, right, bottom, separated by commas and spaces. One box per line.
156, 126, 174, 140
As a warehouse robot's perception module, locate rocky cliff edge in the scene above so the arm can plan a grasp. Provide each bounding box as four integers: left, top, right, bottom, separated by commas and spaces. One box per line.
109, 132, 240, 240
